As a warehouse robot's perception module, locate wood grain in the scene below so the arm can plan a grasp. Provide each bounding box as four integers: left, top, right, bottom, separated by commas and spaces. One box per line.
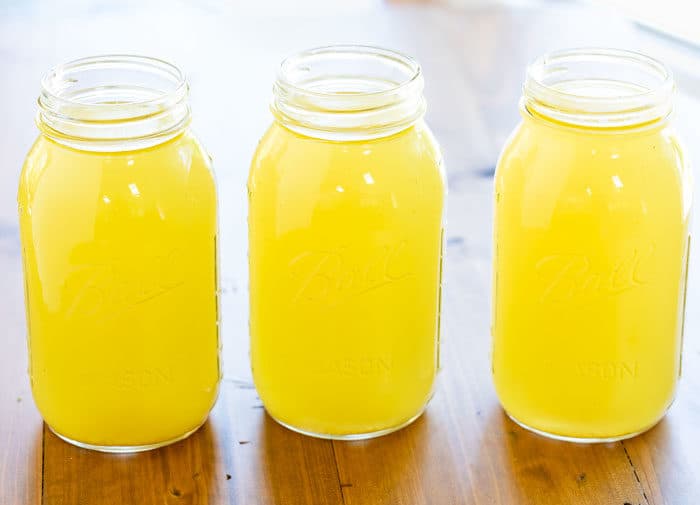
221, 385, 344, 505
42, 413, 230, 505
1, 1, 700, 504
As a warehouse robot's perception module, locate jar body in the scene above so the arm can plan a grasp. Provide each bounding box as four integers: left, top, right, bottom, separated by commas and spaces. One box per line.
248, 121, 445, 438
18, 131, 220, 451
493, 114, 692, 440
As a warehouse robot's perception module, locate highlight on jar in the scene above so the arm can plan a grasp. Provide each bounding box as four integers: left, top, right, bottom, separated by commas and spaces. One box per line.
248, 45, 447, 440
492, 48, 692, 442
18, 55, 221, 452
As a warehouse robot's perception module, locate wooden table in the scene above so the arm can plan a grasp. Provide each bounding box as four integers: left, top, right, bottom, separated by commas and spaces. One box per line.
1, 1, 699, 503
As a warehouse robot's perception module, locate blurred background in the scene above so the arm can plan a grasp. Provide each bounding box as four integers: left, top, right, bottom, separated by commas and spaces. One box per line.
1, 0, 698, 381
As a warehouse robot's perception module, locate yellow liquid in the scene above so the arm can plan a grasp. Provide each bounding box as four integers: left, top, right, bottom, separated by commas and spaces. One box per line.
249, 123, 445, 437
493, 113, 692, 439
19, 132, 220, 448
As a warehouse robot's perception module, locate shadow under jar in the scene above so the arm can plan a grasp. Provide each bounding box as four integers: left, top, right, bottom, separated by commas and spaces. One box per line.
18, 55, 220, 452
493, 48, 692, 442
248, 45, 446, 439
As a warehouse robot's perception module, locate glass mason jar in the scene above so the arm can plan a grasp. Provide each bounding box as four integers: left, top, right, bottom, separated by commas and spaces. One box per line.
18, 56, 220, 452
493, 48, 692, 442
248, 45, 446, 439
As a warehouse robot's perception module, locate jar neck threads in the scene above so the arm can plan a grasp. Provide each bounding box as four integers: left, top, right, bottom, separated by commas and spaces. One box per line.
37, 55, 191, 151
523, 48, 674, 129
272, 45, 426, 141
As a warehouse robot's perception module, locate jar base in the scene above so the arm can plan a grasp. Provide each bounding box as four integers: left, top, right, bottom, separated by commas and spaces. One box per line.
268, 408, 426, 441
505, 410, 663, 443
47, 421, 206, 453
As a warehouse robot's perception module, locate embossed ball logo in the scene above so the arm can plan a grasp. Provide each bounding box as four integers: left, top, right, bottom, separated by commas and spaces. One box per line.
288, 242, 413, 305
535, 244, 655, 303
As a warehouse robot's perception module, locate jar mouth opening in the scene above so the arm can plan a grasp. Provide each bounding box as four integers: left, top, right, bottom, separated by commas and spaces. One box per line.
37, 55, 191, 150
524, 48, 674, 128
276, 45, 422, 101
40, 55, 188, 119
272, 45, 426, 140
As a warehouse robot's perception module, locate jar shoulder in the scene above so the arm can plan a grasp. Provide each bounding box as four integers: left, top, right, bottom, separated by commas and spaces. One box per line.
494, 121, 692, 226
249, 122, 444, 185
496, 121, 690, 193
19, 131, 215, 204
248, 124, 446, 202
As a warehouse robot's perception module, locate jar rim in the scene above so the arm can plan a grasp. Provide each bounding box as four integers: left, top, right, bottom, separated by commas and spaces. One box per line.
524, 48, 675, 128
276, 44, 422, 99
272, 45, 426, 141
40, 54, 187, 112
37, 54, 191, 151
